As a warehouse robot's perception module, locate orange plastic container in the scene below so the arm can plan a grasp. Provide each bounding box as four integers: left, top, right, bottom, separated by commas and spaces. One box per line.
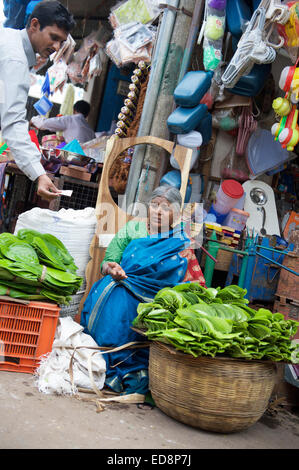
0, 301, 60, 374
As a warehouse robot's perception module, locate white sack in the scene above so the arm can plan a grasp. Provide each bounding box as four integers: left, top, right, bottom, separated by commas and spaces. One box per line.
35, 316, 106, 395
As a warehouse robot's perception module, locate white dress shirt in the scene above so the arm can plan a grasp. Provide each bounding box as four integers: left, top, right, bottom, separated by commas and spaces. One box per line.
31, 113, 96, 144
0, 27, 46, 181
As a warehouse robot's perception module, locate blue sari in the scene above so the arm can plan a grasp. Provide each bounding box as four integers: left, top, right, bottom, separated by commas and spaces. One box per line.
81, 224, 189, 394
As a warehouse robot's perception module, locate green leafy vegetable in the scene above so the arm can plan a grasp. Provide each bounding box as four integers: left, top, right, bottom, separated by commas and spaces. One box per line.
0, 231, 83, 305
133, 283, 299, 363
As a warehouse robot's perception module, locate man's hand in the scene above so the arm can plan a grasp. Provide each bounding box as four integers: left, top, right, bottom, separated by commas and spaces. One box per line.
103, 262, 127, 281
37, 174, 62, 201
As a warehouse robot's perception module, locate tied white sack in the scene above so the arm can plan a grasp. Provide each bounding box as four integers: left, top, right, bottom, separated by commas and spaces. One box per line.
14, 207, 97, 278
35, 316, 106, 395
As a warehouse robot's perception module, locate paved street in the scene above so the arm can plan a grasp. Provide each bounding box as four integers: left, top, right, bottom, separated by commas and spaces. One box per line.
0, 371, 299, 450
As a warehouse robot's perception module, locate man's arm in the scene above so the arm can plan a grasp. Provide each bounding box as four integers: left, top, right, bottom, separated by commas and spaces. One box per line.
0, 59, 60, 200
31, 114, 70, 133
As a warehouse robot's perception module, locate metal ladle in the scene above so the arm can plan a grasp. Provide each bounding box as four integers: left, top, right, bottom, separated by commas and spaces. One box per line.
250, 187, 268, 236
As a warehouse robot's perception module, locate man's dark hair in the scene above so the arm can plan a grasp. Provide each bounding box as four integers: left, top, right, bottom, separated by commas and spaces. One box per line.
26, 0, 75, 32
74, 100, 91, 118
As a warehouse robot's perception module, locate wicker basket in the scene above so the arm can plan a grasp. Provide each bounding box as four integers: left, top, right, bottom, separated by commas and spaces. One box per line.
149, 341, 277, 433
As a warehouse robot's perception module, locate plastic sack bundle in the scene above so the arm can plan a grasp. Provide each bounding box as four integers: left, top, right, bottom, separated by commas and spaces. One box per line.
35, 316, 106, 395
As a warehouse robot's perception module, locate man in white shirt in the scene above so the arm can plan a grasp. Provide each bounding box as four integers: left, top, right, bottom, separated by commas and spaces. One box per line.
0, 0, 75, 200
31, 100, 96, 144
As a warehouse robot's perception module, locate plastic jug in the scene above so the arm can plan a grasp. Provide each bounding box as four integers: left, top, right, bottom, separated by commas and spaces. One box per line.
167, 104, 208, 134
160, 170, 192, 203
174, 71, 213, 108
195, 112, 212, 145
226, 0, 253, 38
170, 131, 202, 170
228, 63, 271, 97
213, 179, 244, 214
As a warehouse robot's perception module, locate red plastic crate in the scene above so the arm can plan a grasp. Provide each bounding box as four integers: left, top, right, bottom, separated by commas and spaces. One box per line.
0, 301, 60, 374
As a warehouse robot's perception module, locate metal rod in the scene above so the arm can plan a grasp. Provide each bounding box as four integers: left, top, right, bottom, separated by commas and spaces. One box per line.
205, 239, 248, 256
255, 252, 299, 276
255, 244, 291, 256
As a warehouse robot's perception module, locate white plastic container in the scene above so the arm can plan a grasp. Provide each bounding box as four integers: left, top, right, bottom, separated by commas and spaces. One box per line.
223, 208, 250, 232
170, 131, 202, 170
213, 179, 244, 214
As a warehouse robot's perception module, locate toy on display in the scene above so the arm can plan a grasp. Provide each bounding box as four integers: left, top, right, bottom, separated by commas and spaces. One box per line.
277, 1, 299, 62
275, 105, 299, 151
271, 57, 299, 150
279, 63, 299, 103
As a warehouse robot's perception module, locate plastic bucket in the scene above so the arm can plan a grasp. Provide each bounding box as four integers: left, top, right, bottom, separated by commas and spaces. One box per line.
213, 179, 244, 214
223, 208, 250, 232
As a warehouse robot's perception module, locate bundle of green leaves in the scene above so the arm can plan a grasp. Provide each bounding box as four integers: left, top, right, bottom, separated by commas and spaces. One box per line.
0, 231, 83, 305
133, 284, 299, 363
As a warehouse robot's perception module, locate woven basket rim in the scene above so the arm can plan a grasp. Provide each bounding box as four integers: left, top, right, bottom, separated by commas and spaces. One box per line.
150, 339, 288, 365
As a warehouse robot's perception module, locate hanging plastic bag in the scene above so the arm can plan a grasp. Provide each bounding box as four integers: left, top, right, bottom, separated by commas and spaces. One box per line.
109, 0, 161, 29
106, 23, 155, 67
212, 108, 239, 131
116, 22, 154, 52
220, 142, 249, 182
201, 0, 227, 72
277, 1, 299, 63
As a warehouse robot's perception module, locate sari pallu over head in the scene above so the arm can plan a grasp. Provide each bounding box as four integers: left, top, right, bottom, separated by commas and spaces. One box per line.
80, 224, 190, 394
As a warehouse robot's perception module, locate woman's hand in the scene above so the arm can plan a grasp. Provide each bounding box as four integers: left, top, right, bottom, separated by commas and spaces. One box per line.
103, 262, 128, 280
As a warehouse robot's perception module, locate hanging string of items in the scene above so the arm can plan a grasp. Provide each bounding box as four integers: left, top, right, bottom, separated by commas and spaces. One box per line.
114, 61, 150, 138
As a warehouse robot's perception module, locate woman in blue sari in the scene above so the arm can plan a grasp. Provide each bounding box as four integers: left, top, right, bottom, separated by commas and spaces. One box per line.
81, 186, 190, 395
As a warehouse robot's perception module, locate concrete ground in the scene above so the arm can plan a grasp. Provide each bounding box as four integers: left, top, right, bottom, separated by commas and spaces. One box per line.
0, 370, 299, 450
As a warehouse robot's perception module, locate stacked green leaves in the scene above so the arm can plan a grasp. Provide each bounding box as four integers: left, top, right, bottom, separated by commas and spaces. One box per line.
0, 231, 83, 305
133, 284, 299, 363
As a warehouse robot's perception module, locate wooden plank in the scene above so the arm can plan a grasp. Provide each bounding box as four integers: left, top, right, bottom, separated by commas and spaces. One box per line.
59, 166, 91, 181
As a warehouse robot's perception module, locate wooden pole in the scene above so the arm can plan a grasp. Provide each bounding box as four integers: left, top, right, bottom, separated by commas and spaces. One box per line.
132, 0, 205, 206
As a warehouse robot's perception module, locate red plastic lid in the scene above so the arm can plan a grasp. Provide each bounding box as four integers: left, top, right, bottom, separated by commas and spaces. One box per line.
221, 179, 244, 199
